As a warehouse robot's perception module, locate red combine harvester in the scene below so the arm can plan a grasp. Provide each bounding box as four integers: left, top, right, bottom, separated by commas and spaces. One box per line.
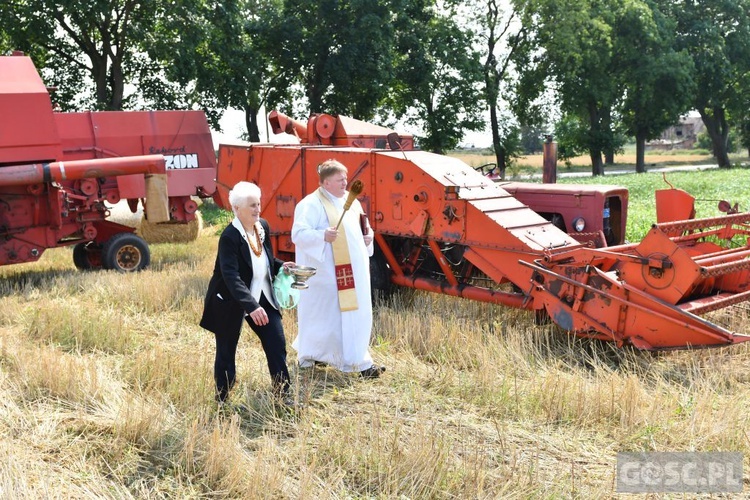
214, 110, 750, 350
0, 54, 216, 271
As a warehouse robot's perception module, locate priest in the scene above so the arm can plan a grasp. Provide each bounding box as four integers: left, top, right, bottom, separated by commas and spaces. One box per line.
291, 159, 386, 378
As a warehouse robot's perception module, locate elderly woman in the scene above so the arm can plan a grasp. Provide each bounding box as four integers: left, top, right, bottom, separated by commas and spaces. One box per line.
200, 181, 295, 405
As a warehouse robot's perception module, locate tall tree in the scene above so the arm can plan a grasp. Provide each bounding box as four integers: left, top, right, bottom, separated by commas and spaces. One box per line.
615, 0, 694, 173
516, 0, 624, 175
473, 0, 527, 178
662, 0, 750, 168
0, 0, 165, 111
271, 0, 397, 120
146, 0, 282, 140
270, 0, 485, 153
388, 2, 485, 153
731, 70, 750, 157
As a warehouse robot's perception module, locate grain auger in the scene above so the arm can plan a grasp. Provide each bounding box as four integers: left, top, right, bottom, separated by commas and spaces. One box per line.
215, 110, 750, 350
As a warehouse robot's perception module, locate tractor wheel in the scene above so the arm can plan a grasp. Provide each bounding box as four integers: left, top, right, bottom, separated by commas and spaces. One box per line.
72, 242, 103, 270
102, 233, 150, 272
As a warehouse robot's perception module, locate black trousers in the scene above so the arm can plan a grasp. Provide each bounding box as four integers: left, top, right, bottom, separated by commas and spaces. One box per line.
213, 293, 290, 401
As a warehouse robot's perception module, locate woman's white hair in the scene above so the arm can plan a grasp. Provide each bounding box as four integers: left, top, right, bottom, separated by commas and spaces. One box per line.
228, 181, 261, 214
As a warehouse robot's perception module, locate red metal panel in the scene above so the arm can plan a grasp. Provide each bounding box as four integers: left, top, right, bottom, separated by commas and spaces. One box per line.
215, 144, 251, 209
54, 110, 216, 198
0, 56, 62, 163
656, 188, 695, 224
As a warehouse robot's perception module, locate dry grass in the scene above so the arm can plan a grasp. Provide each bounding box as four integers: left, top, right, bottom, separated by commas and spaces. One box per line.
452, 151, 719, 170
2, 228, 750, 498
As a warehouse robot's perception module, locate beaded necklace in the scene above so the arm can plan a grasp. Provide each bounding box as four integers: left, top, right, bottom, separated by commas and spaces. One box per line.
246, 222, 263, 257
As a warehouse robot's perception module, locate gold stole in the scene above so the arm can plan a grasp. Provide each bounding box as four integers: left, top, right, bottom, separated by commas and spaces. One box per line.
317, 188, 359, 311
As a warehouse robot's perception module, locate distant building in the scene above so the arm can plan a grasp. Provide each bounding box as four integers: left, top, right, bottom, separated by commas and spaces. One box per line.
647, 116, 705, 150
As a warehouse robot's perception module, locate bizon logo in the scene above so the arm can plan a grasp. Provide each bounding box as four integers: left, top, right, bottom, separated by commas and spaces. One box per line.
165, 154, 199, 169
148, 146, 200, 170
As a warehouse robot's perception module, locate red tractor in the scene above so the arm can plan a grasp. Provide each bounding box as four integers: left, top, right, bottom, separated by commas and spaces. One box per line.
0, 53, 217, 271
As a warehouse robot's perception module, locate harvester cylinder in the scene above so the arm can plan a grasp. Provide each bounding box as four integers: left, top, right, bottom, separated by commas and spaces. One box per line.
0, 155, 165, 187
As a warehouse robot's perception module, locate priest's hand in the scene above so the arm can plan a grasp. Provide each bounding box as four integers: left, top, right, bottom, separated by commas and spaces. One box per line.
248, 306, 269, 326
324, 227, 338, 242
363, 231, 374, 246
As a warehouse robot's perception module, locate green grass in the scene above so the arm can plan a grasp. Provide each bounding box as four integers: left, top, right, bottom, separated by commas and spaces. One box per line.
199, 198, 233, 232
558, 165, 750, 241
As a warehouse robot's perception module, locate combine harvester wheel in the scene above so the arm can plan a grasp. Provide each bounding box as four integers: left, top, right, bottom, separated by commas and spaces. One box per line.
102, 233, 150, 272
72, 242, 103, 270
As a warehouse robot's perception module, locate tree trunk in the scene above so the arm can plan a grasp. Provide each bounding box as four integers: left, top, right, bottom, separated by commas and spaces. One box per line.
245, 107, 260, 142
635, 130, 647, 173
497, 146, 506, 177
588, 103, 604, 175
92, 55, 109, 109
699, 107, 731, 168
307, 74, 324, 114
109, 59, 124, 111
590, 150, 604, 176
489, 100, 505, 179
602, 106, 614, 165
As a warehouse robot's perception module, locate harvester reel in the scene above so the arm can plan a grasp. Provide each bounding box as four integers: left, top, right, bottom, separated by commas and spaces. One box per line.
102, 233, 150, 272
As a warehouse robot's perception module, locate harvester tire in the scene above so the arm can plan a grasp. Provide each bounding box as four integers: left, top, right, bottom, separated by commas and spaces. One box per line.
73, 242, 103, 270
102, 233, 150, 272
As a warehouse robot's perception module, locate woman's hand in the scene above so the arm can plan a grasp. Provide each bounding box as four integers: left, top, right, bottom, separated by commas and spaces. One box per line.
249, 305, 269, 326
282, 261, 295, 274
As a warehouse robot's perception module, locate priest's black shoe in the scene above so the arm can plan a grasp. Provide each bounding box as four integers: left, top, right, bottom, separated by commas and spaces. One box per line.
359, 365, 386, 379
276, 395, 305, 411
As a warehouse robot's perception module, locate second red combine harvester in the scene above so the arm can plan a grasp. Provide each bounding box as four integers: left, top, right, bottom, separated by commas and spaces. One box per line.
0, 54, 216, 272
214, 110, 750, 351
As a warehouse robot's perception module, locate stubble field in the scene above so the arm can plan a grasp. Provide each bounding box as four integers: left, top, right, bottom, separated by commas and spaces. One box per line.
453, 150, 719, 170
2, 167, 750, 498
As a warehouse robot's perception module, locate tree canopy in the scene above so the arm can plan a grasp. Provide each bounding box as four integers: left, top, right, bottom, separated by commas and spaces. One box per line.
615, 0, 695, 172
664, 0, 750, 168
515, 0, 626, 175
0, 0, 165, 111
2, 0, 749, 170
387, 2, 486, 153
